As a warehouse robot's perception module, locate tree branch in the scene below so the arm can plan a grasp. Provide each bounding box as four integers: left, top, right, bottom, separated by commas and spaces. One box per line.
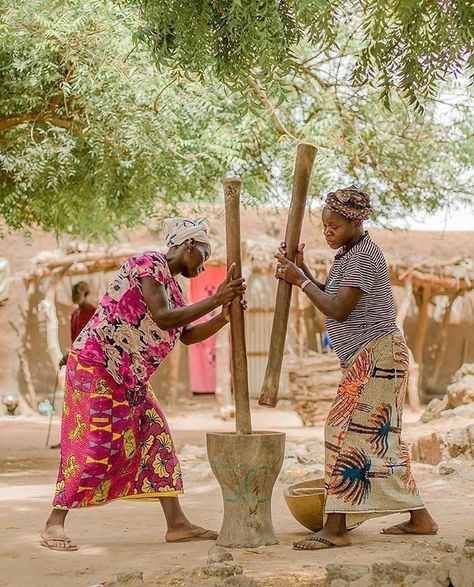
0, 112, 74, 130
0, 59, 76, 131
249, 79, 301, 141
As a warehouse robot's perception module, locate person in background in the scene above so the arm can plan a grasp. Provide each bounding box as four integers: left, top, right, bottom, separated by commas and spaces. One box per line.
52, 283, 97, 450
59, 281, 96, 368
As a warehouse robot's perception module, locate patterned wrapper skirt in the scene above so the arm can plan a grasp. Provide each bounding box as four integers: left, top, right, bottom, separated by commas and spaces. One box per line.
52, 352, 183, 509
324, 332, 424, 528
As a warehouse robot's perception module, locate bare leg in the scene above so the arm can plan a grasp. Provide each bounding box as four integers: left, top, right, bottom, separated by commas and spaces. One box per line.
40, 509, 78, 551
159, 497, 218, 542
293, 513, 351, 550
382, 507, 438, 535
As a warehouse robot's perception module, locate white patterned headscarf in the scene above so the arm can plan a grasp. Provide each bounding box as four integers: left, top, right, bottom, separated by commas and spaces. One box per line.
164, 217, 211, 249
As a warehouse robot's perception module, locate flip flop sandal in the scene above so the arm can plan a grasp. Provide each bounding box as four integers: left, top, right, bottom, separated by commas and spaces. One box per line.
166, 529, 218, 543
40, 538, 78, 552
293, 536, 352, 551
381, 523, 438, 536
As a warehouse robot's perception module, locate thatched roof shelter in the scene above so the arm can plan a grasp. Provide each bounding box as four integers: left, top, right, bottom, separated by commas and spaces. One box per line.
3, 205, 474, 410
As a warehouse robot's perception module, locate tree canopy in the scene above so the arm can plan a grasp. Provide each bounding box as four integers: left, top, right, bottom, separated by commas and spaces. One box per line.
127, 0, 474, 110
0, 0, 473, 238
0, 0, 256, 237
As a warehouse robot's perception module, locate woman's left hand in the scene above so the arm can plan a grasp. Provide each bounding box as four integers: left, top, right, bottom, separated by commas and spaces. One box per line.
274, 252, 306, 286
222, 298, 248, 322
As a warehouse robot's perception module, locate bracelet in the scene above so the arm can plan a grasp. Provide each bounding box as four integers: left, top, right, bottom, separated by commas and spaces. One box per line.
300, 278, 312, 291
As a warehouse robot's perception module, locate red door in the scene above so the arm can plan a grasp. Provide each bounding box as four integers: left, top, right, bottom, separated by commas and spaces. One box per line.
188, 265, 227, 393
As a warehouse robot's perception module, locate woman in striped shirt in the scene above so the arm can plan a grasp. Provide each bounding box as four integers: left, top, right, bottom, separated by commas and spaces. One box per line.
275, 186, 437, 551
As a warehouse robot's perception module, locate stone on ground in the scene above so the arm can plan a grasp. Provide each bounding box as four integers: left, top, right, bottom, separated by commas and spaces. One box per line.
325, 564, 370, 584
207, 546, 234, 564
203, 563, 244, 579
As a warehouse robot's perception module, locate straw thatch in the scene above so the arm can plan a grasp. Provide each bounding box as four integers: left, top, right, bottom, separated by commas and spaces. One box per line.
6, 206, 474, 409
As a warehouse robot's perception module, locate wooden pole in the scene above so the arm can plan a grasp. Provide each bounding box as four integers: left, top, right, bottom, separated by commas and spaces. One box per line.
42, 279, 63, 370
215, 324, 234, 419
167, 343, 181, 407
223, 178, 252, 435
412, 285, 432, 402
396, 276, 421, 412
426, 293, 457, 392
396, 277, 413, 331
259, 142, 317, 407
9, 317, 38, 411
406, 347, 421, 413
461, 337, 469, 367
413, 285, 432, 368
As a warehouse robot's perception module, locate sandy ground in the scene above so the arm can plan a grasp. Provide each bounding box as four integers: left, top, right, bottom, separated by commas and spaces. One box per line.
1, 403, 474, 587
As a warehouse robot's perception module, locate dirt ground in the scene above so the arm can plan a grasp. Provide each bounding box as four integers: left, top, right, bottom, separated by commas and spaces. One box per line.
1, 402, 474, 587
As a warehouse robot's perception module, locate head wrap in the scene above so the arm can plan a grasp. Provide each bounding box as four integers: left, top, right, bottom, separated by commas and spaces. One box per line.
72, 281, 90, 297
164, 217, 211, 249
324, 185, 372, 221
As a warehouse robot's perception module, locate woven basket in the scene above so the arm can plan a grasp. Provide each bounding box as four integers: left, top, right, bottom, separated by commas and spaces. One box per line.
284, 352, 341, 426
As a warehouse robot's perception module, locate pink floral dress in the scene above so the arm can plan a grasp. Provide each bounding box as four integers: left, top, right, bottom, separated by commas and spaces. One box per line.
53, 252, 186, 509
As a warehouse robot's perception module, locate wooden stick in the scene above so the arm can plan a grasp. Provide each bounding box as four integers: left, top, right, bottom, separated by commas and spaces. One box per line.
259, 142, 317, 408
224, 178, 252, 434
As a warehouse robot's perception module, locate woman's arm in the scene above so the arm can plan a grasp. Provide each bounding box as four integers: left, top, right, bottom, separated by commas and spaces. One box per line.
180, 299, 247, 345
301, 281, 362, 322
141, 264, 245, 330
180, 313, 228, 345
275, 253, 362, 322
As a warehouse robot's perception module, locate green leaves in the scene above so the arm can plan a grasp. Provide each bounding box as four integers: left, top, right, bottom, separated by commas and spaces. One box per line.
0, 0, 472, 239
124, 0, 473, 109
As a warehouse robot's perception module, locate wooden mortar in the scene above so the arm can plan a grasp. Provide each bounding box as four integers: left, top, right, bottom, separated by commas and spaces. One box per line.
206, 178, 285, 548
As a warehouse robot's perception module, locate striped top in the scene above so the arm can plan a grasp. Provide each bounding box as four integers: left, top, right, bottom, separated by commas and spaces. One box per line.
325, 233, 398, 365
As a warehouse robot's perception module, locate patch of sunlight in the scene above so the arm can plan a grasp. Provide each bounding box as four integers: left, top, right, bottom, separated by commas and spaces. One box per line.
185, 482, 219, 495
0, 483, 53, 501
75, 546, 108, 556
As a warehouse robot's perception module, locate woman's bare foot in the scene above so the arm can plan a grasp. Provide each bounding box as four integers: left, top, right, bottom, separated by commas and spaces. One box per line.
165, 522, 218, 543
382, 508, 438, 535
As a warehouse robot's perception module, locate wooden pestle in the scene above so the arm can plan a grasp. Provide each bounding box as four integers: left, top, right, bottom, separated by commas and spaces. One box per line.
258, 142, 317, 408
223, 178, 252, 434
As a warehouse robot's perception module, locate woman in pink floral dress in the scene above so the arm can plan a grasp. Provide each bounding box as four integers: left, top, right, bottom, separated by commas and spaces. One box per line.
41, 218, 246, 551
